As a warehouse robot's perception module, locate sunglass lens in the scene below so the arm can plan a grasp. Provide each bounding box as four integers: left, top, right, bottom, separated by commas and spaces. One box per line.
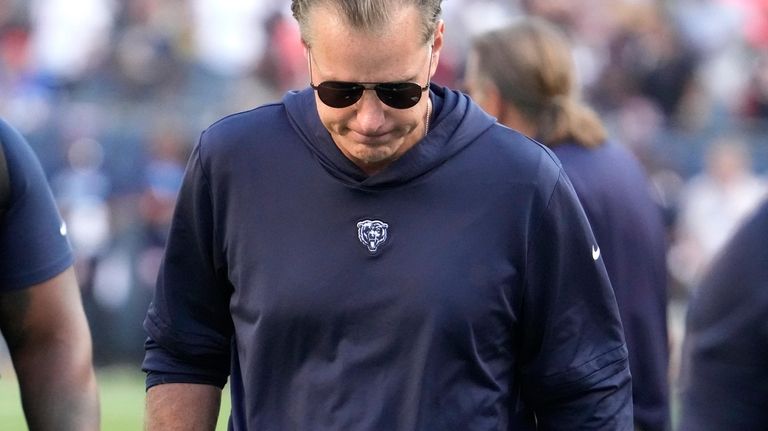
317, 82, 364, 108
376, 83, 423, 109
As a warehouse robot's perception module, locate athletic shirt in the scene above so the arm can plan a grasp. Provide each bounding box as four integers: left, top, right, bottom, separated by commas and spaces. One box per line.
552, 140, 669, 431
143, 86, 632, 430
0, 118, 73, 291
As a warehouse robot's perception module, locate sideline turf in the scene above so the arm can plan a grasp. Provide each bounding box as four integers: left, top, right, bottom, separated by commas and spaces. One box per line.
0, 366, 231, 430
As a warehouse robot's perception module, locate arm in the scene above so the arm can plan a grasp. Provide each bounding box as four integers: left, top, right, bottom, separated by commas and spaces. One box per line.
520, 170, 632, 429
142, 141, 232, 428
0, 266, 99, 431
146, 383, 221, 431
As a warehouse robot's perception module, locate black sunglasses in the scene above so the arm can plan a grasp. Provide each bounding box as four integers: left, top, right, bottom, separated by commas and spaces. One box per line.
308, 48, 432, 109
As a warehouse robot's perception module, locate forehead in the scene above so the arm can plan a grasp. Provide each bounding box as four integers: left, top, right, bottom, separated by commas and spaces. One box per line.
307, 4, 427, 80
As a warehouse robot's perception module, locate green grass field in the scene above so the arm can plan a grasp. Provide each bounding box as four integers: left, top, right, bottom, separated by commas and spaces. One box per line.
0, 365, 682, 430
0, 366, 231, 430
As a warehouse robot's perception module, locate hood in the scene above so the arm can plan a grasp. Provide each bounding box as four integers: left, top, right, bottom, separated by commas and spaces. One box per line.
282, 83, 496, 188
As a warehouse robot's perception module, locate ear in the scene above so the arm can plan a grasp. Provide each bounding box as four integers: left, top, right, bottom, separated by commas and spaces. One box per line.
479, 81, 505, 119
429, 20, 446, 78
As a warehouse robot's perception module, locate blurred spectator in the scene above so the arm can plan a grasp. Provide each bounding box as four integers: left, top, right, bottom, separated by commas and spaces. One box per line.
84, 120, 188, 367
28, 0, 116, 90
52, 137, 111, 263
51, 135, 119, 365
668, 135, 767, 291
136, 121, 188, 294
257, 8, 306, 94
742, 48, 768, 120
440, 0, 518, 86
109, 0, 187, 101
466, 18, 670, 431
678, 197, 768, 430
673, 0, 750, 125
188, 0, 273, 77
0, 21, 52, 134
184, 0, 283, 127
593, 4, 698, 127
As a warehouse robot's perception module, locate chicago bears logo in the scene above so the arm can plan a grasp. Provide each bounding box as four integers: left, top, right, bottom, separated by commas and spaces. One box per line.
357, 219, 389, 253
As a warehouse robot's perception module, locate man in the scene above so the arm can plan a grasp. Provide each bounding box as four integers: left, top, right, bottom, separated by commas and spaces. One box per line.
143, 1, 633, 429
0, 118, 99, 430
465, 18, 669, 431
678, 197, 768, 430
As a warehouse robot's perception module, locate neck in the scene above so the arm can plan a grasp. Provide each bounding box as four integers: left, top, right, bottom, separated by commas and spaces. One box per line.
500, 105, 537, 138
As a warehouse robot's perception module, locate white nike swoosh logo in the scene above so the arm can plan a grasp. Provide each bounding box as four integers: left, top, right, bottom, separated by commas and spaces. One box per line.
60, 221, 67, 236
592, 245, 600, 261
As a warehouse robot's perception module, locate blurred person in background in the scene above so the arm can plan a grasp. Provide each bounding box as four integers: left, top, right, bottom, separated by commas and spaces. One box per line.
678, 197, 768, 430
438, 0, 518, 87
109, 0, 188, 102
258, 7, 309, 94
52, 136, 112, 283
131, 121, 188, 359
28, 0, 116, 91
466, 17, 670, 431
184, 0, 284, 124
742, 48, 768, 120
668, 135, 767, 291
142, 0, 632, 429
136, 121, 188, 289
0, 117, 99, 430
50, 136, 117, 364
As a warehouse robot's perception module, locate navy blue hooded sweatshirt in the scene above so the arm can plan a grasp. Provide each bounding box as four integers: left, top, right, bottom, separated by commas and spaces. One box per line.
143, 85, 632, 430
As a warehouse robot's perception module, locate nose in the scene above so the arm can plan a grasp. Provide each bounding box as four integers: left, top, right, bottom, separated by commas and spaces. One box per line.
354, 90, 386, 134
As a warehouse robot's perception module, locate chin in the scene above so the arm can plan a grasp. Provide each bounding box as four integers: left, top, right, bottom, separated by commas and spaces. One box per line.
353, 148, 397, 165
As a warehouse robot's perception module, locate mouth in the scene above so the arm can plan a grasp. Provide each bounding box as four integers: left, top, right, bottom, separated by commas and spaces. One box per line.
348, 129, 393, 145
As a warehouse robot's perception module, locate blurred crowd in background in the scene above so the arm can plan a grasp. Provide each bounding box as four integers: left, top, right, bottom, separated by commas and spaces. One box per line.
1, 0, 767, 400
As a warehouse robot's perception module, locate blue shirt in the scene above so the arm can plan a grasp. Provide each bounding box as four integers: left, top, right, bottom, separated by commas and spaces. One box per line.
144, 86, 632, 430
0, 118, 73, 291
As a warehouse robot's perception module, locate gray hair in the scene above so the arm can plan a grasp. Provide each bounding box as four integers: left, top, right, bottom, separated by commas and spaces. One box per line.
291, 0, 442, 46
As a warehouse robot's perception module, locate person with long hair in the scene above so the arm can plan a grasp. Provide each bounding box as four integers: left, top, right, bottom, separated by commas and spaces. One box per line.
466, 17, 670, 431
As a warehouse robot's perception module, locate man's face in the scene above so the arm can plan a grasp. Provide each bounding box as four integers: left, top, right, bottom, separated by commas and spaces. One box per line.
305, 5, 442, 175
